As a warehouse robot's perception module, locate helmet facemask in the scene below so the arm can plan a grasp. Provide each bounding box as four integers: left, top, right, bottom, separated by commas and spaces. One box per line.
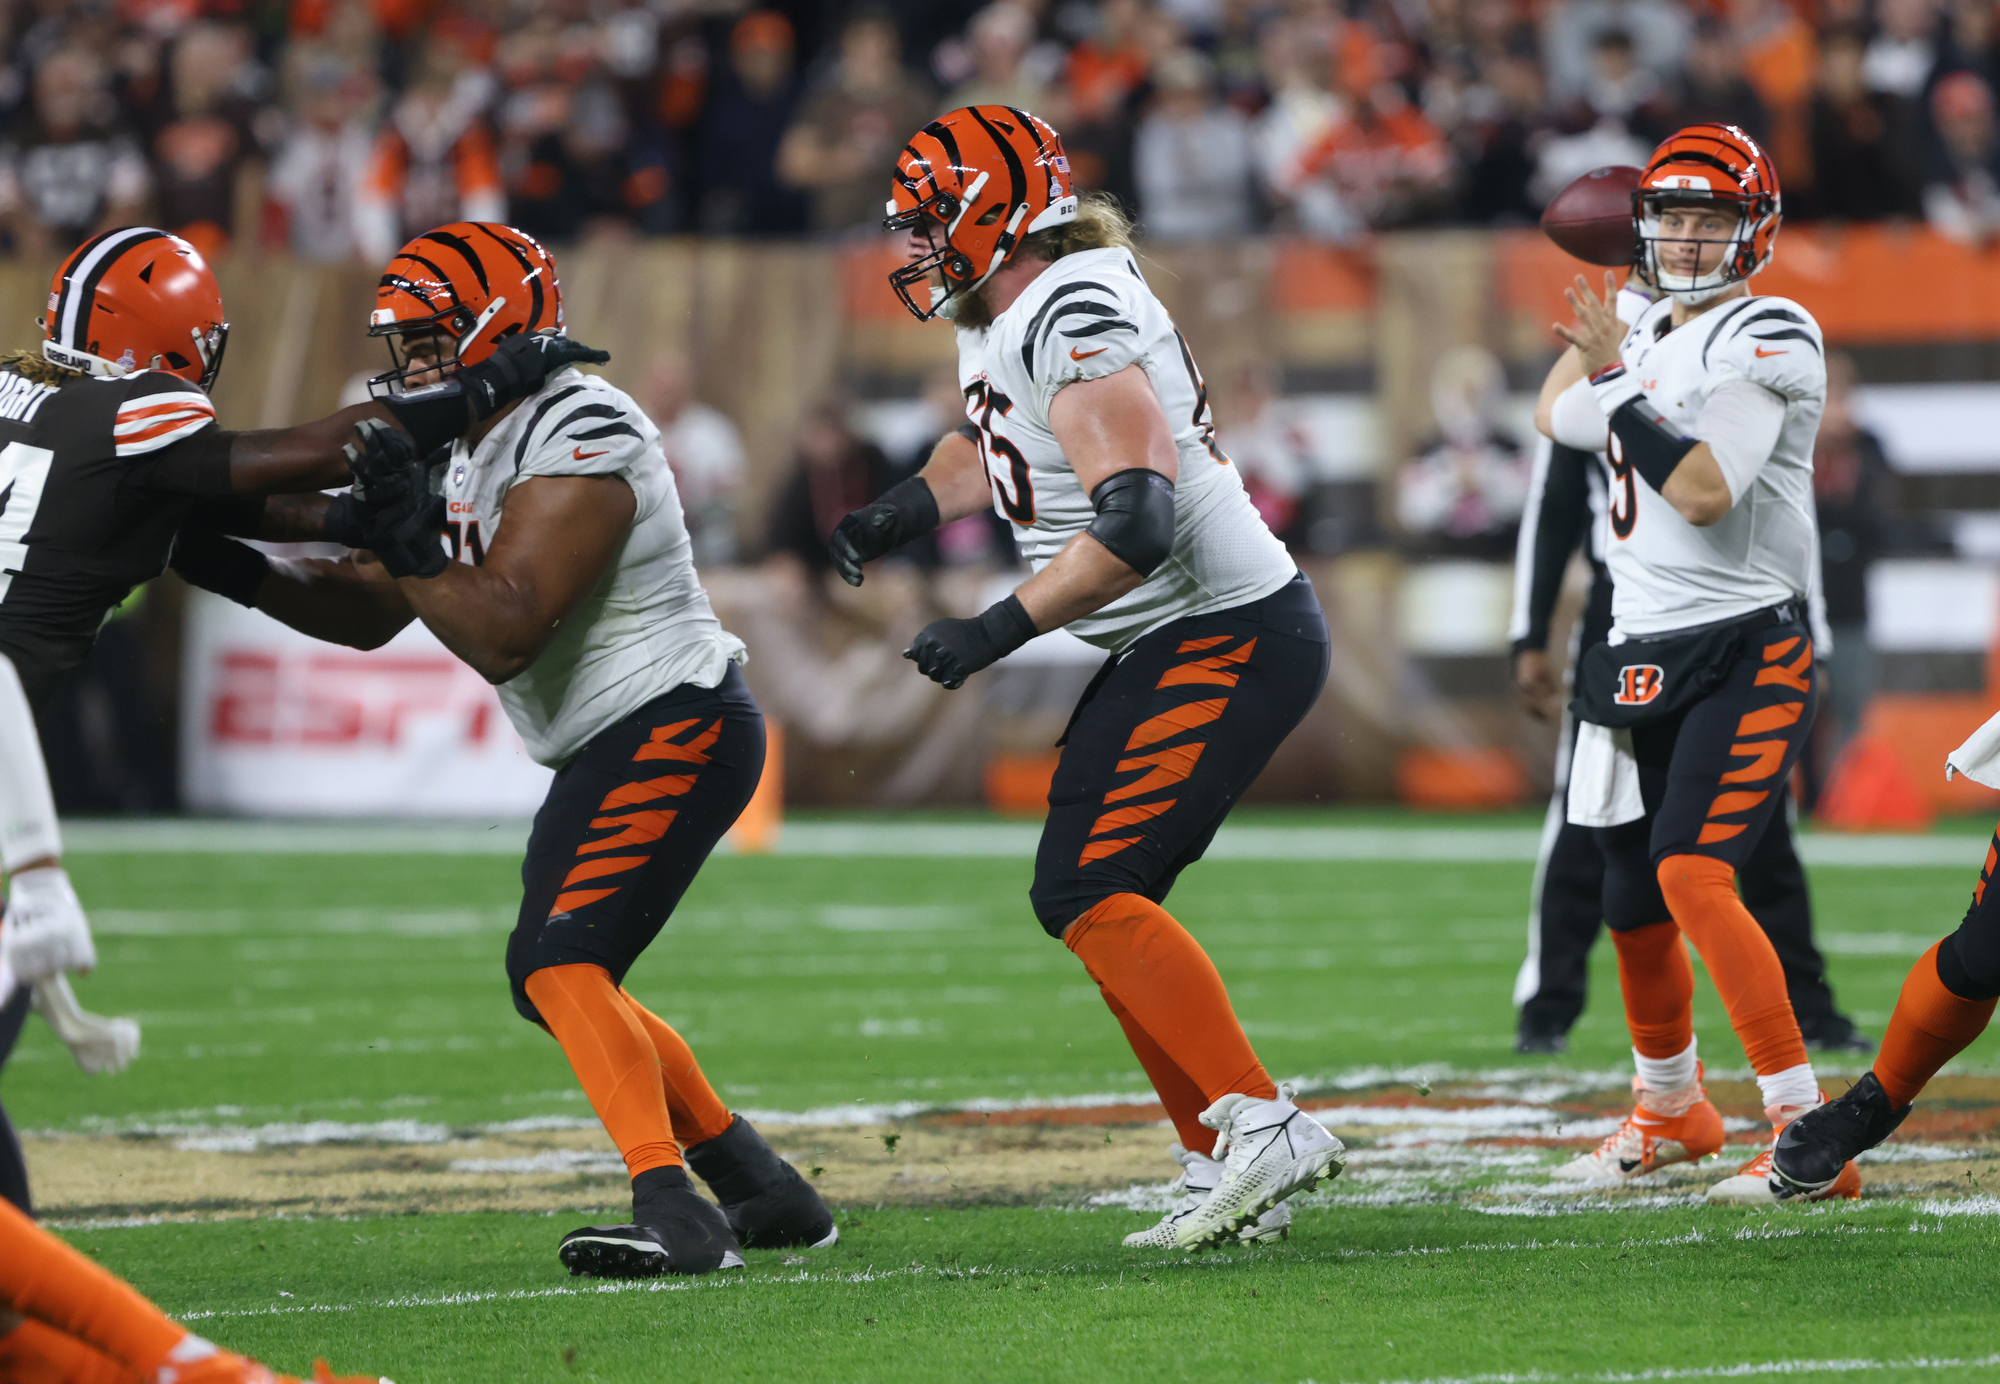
366, 297, 508, 401
1635, 186, 1774, 306
884, 172, 1030, 322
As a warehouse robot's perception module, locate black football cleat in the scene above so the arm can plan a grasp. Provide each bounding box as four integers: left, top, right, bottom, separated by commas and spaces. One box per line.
1771, 1072, 1910, 1199
1514, 1027, 1567, 1055
686, 1114, 838, 1249
559, 1167, 744, 1277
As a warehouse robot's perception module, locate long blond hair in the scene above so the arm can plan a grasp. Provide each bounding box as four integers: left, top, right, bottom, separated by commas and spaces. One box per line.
0, 349, 83, 387
954, 193, 1136, 330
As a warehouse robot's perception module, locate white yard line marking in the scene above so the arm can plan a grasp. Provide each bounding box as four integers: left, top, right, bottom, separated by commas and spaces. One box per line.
59, 818, 1991, 867
1327, 1354, 2000, 1384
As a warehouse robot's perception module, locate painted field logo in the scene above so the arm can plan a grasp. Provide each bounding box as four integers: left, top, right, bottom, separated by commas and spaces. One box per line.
1615, 664, 1665, 706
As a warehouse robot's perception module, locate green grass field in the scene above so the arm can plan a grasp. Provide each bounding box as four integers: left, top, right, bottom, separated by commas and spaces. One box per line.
11, 816, 2000, 1383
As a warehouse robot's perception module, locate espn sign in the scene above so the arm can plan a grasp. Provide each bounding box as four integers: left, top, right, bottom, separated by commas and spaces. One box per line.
182, 591, 553, 816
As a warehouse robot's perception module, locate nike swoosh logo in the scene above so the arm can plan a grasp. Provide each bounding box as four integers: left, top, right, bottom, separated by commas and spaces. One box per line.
1618, 1159, 1643, 1172
1070, 346, 1107, 360
1754, 347, 1787, 358
573, 446, 608, 460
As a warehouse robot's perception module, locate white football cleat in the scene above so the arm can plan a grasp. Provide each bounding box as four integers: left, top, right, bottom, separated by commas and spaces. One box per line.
32, 974, 139, 1074
1173, 1088, 1343, 1251
1, 865, 94, 982
1705, 1095, 1862, 1206
1122, 1143, 1292, 1249
1548, 1074, 1724, 1186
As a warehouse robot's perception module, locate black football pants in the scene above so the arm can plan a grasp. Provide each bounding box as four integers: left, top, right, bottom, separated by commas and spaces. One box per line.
507, 666, 763, 1025
1030, 574, 1329, 933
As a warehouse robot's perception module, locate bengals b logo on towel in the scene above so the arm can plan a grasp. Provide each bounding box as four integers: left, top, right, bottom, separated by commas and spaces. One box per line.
1614, 664, 1665, 706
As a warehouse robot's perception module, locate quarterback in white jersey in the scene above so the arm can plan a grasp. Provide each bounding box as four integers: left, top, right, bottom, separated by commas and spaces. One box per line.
833, 107, 1342, 1253
193, 223, 832, 1280
1532, 126, 1856, 1206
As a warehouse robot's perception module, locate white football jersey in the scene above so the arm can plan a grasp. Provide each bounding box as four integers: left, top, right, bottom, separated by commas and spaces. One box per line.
954, 247, 1295, 652
440, 367, 746, 766
1604, 293, 1825, 637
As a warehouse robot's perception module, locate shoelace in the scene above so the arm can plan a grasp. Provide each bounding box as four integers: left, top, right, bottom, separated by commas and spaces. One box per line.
1584, 1116, 1648, 1166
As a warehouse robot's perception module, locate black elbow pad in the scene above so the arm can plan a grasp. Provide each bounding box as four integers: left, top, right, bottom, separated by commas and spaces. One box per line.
1086, 468, 1175, 576
1607, 397, 1698, 495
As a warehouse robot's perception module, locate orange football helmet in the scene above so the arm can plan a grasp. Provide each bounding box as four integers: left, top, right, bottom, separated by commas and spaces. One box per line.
41, 226, 229, 388
368, 222, 563, 397
883, 105, 1078, 321
1633, 124, 1781, 302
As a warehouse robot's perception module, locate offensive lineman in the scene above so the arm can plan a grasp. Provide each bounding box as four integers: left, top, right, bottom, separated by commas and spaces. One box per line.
174, 223, 834, 1279
832, 106, 1343, 1251
1534, 125, 1855, 1203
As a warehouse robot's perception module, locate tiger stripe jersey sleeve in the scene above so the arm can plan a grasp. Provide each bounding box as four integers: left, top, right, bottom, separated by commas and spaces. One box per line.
509, 369, 654, 493
110, 376, 216, 457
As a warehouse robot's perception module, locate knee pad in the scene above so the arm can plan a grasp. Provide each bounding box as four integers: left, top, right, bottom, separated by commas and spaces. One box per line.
1941, 926, 2000, 1002
1030, 877, 1099, 939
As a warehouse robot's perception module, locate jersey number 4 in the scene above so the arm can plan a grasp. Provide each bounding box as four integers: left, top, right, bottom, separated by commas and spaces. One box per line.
0, 442, 53, 601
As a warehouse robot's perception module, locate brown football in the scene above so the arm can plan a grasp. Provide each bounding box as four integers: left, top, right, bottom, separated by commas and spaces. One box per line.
1541, 165, 1642, 266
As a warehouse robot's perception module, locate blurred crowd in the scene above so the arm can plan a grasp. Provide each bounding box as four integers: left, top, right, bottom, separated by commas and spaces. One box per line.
3, 0, 1997, 264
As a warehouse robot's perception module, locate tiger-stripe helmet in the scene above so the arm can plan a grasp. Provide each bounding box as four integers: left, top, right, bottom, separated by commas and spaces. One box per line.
369, 222, 564, 397
41, 227, 229, 389
1633, 124, 1781, 303
884, 105, 1078, 322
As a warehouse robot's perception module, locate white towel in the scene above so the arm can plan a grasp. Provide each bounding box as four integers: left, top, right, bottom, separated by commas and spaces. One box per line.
1946, 707, 2000, 789
1568, 720, 1645, 827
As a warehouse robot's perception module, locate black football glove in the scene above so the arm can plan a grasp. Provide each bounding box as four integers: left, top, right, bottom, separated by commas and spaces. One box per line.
903, 595, 1039, 690
380, 332, 612, 454
330, 419, 449, 578
830, 477, 940, 586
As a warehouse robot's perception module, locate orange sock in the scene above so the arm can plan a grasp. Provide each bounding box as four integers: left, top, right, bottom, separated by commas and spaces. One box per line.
1065, 893, 1276, 1105
1612, 920, 1695, 1058
1875, 942, 1998, 1107
524, 964, 682, 1177
0, 1198, 184, 1374
1658, 853, 1809, 1076
0, 1319, 141, 1383
619, 988, 734, 1147
1097, 984, 1213, 1153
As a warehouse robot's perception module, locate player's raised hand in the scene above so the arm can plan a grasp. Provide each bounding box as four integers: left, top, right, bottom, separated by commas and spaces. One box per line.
1554, 271, 1625, 375
463, 332, 612, 422
1, 864, 95, 983
829, 477, 941, 586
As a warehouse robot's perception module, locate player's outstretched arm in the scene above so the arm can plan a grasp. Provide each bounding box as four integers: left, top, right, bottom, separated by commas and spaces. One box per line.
169, 526, 416, 650
829, 430, 990, 586
392, 474, 637, 684
902, 365, 1179, 690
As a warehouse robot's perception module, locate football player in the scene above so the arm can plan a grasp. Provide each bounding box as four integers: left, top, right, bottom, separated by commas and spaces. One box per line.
175, 223, 834, 1279
0, 226, 596, 1217
1770, 734, 2000, 1195
0, 1192, 384, 1383
1509, 281, 1867, 1057
831, 106, 1344, 1251
1534, 125, 1851, 1203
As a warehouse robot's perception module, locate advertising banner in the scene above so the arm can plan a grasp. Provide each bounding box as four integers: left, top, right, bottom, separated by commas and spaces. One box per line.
180, 591, 553, 816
